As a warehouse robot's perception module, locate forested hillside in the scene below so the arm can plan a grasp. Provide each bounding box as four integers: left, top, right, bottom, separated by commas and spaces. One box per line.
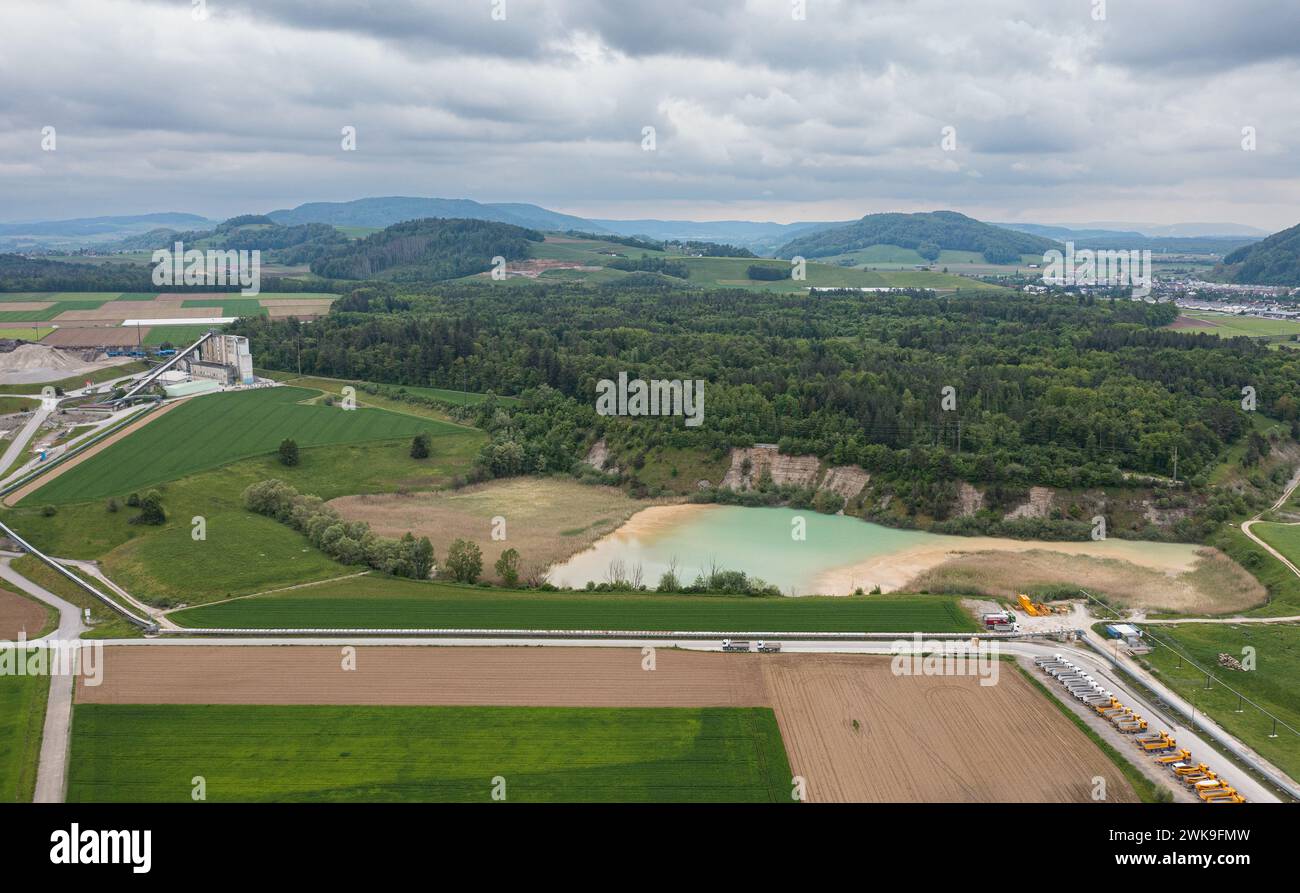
310, 218, 544, 281
234, 281, 1298, 538
776, 210, 1059, 263
1219, 221, 1300, 285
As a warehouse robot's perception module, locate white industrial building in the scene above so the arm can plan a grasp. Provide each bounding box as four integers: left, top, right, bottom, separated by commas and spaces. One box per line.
189, 334, 254, 386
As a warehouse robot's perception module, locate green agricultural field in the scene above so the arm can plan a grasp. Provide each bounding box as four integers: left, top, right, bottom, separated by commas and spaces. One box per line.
0, 667, 49, 802
180, 298, 267, 316
533, 235, 667, 263
675, 256, 1000, 293
281, 374, 518, 408
24, 386, 452, 504
68, 704, 792, 803
0, 300, 111, 322
170, 574, 975, 631
1254, 522, 1300, 566
142, 324, 221, 346
0, 360, 150, 396
253, 292, 340, 301
5, 432, 485, 606
0, 396, 38, 413
1172, 311, 1300, 339
1137, 622, 1300, 783
817, 245, 1043, 274
0, 327, 53, 341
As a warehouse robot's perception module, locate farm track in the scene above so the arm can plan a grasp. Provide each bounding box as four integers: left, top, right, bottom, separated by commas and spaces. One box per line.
1239, 464, 1300, 589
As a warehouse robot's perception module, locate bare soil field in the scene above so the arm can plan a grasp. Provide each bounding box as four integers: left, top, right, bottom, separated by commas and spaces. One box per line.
330, 477, 667, 583
5, 399, 188, 506
1170, 315, 1220, 329
761, 655, 1138, 802
78, 646, 1137, 803
906, 546, 1264, 614
77, 646, 769, 707
43, 328, 148, 348
0, 588, 51, 639
54, 306, 222, 323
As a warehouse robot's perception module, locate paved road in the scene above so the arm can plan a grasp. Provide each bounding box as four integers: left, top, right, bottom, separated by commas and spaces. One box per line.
0, 556, 87, 804
90, 631, 1293, 802
0, 404, 51, 486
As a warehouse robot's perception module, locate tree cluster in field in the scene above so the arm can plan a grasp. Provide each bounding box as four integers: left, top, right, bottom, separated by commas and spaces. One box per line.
587, 557, 781, 596
122, 490, 165, 525
745, 264, 792, 280
230, 281, 1299, 532
243, 479, 434, 578
605, 255, 691, 278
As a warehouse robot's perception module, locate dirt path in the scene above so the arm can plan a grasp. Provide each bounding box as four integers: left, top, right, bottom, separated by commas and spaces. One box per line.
1239, 463, 1300, 591
3, 399, 187, 506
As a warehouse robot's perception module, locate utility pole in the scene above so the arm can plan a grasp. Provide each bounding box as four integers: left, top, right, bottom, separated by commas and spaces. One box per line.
1172, 445, 1178, 484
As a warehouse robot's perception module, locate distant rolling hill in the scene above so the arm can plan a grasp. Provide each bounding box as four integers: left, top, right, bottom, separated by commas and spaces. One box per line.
1217, 221, 1300, 286
310, 217, 543, 281
268, 196, 596, 233
590, 218, 846, 254
775, 211, 1059, 264
995, 223, 1255, 256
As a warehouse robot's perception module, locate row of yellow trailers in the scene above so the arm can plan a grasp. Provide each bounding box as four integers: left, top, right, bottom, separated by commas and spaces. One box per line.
1034, 655, 1245, 802
1134, 734, 1247, 803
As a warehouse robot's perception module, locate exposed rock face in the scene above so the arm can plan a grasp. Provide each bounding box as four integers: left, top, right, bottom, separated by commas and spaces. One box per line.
956, 482, 985, 517
583, 438, 618, 474
1005, 486, 1055, 520
720, 444, 821, 490
717, 446, 869, 503
820, 466, 870, 502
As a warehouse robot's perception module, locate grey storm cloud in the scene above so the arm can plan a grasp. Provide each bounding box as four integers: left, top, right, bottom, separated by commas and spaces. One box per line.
0, 0, 1297, 228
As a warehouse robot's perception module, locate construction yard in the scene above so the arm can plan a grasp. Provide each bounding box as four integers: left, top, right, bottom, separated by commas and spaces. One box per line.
74, 646, 1139, 803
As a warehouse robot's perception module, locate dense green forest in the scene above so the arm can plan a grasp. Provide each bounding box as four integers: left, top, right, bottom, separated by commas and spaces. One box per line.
0, 253, 339, 293
112, 215, 350, 265
234, 282, 1298, 539
775, 210, 1060, 263
309, 218, 544, 281
1220, 220, 1300, 286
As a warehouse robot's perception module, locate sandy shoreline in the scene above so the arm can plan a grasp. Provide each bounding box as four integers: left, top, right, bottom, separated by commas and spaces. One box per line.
812, 536, 1205, 595
552, 502, 1210, 598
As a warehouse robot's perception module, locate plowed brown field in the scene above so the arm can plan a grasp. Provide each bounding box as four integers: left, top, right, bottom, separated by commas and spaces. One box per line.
77, 646, 769, 707
0, 588, 50, 639
761, 655, 1138, 802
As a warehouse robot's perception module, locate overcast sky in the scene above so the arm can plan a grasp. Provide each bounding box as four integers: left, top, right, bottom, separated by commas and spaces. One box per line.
2, 0, 1298, 228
